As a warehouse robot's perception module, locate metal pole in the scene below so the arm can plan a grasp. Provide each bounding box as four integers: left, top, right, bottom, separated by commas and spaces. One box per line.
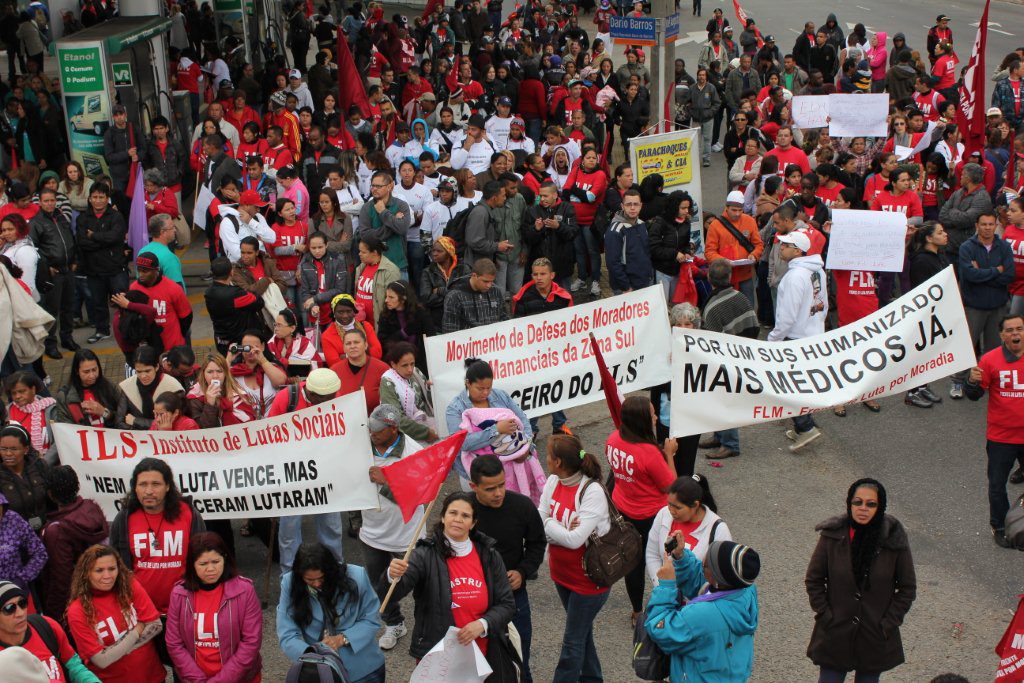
649, 0, 677, 133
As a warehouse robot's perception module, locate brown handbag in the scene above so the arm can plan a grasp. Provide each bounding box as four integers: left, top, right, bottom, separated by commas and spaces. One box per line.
580, 479, 643, 587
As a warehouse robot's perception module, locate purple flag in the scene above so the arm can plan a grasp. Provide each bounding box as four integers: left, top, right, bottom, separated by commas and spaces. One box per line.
127, 164, 148, 257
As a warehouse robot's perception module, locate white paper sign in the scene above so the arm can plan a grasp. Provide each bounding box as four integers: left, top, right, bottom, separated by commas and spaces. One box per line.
192, 184, 216, 230
670, 268, 974, 436
909, 120, 939, 158
827, 94, 890, 137
410, 627, 493, 682
52, 392, 378, 520
791, 96, 830, 129
426, 287, 671, 432
894, 145, 914, 161
825, 209, 909, 272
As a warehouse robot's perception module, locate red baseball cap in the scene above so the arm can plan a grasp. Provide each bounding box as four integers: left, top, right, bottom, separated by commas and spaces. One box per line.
238, 190, 267, 207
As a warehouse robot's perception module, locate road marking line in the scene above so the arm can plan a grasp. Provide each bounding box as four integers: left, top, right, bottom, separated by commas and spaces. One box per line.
856, 5, 870, 10
992, 29, 1015, 36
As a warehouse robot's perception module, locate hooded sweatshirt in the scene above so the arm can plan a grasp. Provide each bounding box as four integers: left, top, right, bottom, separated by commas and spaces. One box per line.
41, 496, 110, 618
867, 32, 888, 81
768, 253, 827, 341
288, 81, 315, 111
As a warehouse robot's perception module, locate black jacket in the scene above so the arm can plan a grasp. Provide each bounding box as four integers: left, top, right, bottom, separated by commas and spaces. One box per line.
204, 280, 269, 349
376, 304, 435, 368
299, 142, 341, 199
809, 44, 838, 81
420, 261, 472, 329
0, 453, 50, 528
521, 200, 579, 280
613, 94, 650, 140
511, 281, 572, 317
381, 532, 517, 670
204, 151, 242, 192
647, 216, 692, 276
140, 135, 188, 188
102, 123, 136, 190
29, 208, 75, 270
109, 499, 206, 571
76, 208, 128, 277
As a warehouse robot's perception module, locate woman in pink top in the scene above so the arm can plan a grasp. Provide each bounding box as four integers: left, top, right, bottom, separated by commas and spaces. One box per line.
605, 396, 676, 624
866, 32, 888, 92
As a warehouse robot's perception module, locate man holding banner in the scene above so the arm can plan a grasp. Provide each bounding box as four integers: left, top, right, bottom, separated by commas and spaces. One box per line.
768, 231, 827, 451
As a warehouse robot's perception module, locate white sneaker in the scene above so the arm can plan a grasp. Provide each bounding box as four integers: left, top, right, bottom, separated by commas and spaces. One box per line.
590, 281, 602, 296
378, 622, 407, 650
570, 278, 584, 293
789, 427, 822, 453
711, 142, 723, 153
784, 429, 797, 441
949, 382, 964, 400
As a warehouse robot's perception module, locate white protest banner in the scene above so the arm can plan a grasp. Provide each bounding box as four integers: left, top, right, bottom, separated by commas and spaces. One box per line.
669, 268, 975, 436
825, 209, 909, 272
791, 96, 830, 129
409, 627, 492, 682
826, 94, 889, 137
894, 145, 914, 161
52, 392, 378, 520
426, 287, 671, 434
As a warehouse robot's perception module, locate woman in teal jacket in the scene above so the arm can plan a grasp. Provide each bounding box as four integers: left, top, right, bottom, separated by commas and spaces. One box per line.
645, 539, 761, 682
277, 543, 386, 682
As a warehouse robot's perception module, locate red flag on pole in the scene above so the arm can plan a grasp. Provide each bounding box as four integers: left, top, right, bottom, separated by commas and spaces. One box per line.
381, 431, 467, 522
336, 28, 372, 119
421, 0, 443, 20
956, 0, 991, 159
589, 332, 623, 428
731, 0, 763, 49
995, 594, 1024, 681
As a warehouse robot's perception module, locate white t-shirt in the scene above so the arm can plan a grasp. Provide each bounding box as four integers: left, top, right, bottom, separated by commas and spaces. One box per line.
359, 436, 425, 552
422, 199, 459, 242
485, 115, 514, 150
392, 182, 434, 242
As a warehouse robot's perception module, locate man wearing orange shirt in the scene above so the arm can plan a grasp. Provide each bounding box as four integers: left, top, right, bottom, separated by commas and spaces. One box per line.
266, 91, 302, 157
705, 191, 764, 304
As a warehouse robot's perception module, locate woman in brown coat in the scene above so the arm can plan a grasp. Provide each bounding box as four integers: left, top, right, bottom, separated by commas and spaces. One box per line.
805, 478, 917, 682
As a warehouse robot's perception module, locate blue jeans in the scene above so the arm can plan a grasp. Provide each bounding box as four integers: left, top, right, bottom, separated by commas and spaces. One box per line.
278, 512, 344, 574
738, 277, 755, 307
530, 410, 567, 434
513, 587, 534, 683
574, 224, 601, 284
352, 664, 386, 683
818, 668, 880, 683
987, 440, 1024, 529
525, 117, 543, 145
715, 428, 739, 453
553, 583, 609, 683
655, 270, 676, 301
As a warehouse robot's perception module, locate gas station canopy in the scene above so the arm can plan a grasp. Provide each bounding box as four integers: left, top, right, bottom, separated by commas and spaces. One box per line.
50, 16, 172, 56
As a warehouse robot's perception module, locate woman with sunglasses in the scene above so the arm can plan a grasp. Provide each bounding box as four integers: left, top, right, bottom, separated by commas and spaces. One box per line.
805, 478, 917, 682
0, 580, 101, 682
65, 545, 164, 683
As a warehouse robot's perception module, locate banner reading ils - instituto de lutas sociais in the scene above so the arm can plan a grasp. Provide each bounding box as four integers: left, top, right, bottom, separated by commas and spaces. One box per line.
52, 392, 379, 520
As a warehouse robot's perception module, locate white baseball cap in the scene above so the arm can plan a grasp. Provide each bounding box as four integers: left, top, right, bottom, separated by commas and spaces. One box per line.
725, 190, 745, 206
778, 231, 811, 253
288, 68, 302, 80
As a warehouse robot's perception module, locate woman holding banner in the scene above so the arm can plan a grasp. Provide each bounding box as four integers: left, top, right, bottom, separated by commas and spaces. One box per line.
905, 221, 951, 409
386, 492, 519, 678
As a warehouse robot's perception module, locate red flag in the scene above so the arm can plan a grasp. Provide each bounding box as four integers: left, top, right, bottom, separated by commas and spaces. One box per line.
995, 594, 1024, 681
956, 0, 991, 159
381, 431, 467, 522
421, 0, 443, 20
589, 332, 623, 428
336, 28, 372, 120
731, 0, 763, 49
663, 85, 674, 134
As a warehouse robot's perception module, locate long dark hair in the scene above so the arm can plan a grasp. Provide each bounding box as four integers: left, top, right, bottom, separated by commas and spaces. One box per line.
668, 474, 718, 513
182, 531, 238, 591
287, 543, 356, 630
69, 349, 119, 406
846, 477, 888, 589
618, 395, 658, 446
429, 492, 478, 559
123, 457, 186, 522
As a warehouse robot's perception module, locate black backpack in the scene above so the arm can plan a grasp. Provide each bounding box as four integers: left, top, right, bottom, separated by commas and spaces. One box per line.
117, 292, 164, 353
442, 202, 477, 252
285, 643, 351, 683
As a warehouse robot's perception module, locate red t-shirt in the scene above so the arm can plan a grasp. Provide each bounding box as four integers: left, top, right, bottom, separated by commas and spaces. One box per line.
272, 221, 307, 273
833, 270, 879, 327
20, 616, 76, 681
932, 55, 957, 90
546, 482, 608, 595
447, 548, 489, 655
605, 430, 675, 519
815, 183, 846, 207
356, 263, 379, 322
870, 189, 924, 220
66, 579, 164, 683
795, 226, 826, 257
177, 62, 201, 94
129, 277, 191, 351
921, 174, 940, 207
862, 173, 890, 203
248, 259, 267, 282
126, 503, 194, 613
194, 583, 225, 677
976, 346, 1024, 444
669, 519, 701, 553
912, 90, 942, 121
311, 258, 332, 323
765, 146, 811, 176
80, 389, 105, 426
1003, 224, 1024, 296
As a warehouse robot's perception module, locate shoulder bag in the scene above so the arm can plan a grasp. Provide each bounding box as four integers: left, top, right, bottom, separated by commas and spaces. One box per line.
579, 479, 642, 587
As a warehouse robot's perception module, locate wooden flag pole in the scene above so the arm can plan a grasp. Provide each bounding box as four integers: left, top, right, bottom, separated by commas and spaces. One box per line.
378, 494, 440, 614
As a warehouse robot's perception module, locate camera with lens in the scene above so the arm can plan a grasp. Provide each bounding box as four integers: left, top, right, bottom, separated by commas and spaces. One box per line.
229, 344, 253, 355
664, 535, 679, 555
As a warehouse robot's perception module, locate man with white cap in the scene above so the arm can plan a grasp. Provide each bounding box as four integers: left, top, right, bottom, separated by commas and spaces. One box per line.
705, 191, 764, 305
645, 539, 760, 682
0, 581, 100, 681
267, 368, 347, 573
287, 68, 315, 111
360, 403, 424, 651
768, 230, 827, 452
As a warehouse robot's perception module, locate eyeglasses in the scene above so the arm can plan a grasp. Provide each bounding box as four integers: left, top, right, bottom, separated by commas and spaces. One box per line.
850, 500, 878, 508
1, 598, 27, 615
370, 183, 389, 189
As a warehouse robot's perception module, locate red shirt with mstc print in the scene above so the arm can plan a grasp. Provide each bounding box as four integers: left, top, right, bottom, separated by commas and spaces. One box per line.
547, 482, 608, 595
447, 548, 490, 654
975, 346, 1024, 444
127, 502, 194, 613
22, 616, 76, 681
605, 430, 675, 519
66, 578, 165, 683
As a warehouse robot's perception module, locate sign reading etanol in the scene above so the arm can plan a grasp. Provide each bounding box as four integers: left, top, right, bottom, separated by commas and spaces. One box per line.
58, 46, 103, 93
111, 62, 133, 87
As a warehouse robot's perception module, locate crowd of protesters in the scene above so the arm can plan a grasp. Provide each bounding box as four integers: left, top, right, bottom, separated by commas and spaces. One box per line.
0, 0, 1018, 679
